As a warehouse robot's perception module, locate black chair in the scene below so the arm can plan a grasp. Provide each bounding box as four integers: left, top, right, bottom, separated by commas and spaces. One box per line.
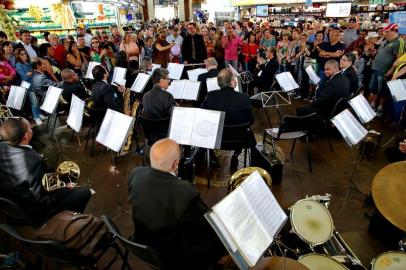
101, 215, 165, 270
139, 115, 170, 165
220, 123, 253, 168
0, 197, 33, 227
330, 97, 350, 118
263, 113, 321, 173
84, 105, 105, 157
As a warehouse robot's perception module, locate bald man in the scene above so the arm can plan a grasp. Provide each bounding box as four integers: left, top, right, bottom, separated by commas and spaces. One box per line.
0, 117, 91, 224
128, 138, 226, 270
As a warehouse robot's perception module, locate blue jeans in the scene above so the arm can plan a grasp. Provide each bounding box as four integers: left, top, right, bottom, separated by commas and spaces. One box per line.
225, 60, 238, 71
369, 70, 385, 95
27, 91, 41, 119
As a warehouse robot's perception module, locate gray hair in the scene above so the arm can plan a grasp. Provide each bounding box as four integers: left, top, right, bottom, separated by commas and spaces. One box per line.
61, 69, 75, 81
217, 68, 234, 88
139, 57, 152, 72
325, 60, 339, 70
205, 57, 218, 68
152, 68, 169, 85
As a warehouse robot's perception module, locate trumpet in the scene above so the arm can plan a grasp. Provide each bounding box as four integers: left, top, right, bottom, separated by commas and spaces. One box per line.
42, 161, 80, 192
228, 167, 272, 192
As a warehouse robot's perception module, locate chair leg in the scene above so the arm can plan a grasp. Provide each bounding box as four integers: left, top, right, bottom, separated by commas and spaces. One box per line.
306, 136, 312, 173
45, 113, 51, 131
70, 130, 75, 142
290, 138, 297, 157
51, 114, 58, 136
85, 124, 92, 150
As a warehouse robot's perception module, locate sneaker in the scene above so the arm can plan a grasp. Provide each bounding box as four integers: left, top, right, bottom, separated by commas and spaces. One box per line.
34, 118, 43, 125
39, 114, 47, 120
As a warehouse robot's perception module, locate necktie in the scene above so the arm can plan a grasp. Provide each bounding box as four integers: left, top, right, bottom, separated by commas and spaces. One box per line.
191, 36, 196, 61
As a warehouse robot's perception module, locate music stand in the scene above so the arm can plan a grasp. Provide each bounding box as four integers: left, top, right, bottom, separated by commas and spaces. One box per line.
40, 86, 63, 136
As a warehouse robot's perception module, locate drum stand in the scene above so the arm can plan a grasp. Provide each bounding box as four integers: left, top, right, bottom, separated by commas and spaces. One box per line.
110, 150, 131, 221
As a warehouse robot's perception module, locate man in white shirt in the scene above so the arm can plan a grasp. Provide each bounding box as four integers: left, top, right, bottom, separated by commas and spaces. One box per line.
166, 27, 183, 62
76, 27, 92, 47
15, 30, 38, 58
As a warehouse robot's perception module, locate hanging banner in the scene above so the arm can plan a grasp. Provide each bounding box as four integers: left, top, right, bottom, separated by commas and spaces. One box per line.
390, 11, 406, 35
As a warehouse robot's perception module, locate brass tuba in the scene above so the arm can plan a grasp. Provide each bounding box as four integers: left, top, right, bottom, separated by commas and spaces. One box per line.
42, 161, 80, 192
228, 167, 272, 192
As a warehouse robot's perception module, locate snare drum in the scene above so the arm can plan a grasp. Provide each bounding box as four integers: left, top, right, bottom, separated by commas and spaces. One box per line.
371, 251, 406, 270
298, 254, 348, 270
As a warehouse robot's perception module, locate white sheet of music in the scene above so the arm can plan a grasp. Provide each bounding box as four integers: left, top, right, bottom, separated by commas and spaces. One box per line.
167, 63, 184, 80
305, 66, 320, 85
40, 86, 63, 114
96, 109, 133, 152
20, 81, 31, 89
66, 95, 85, 133
183, 80, 201, 100
130, 73, 151, 93
187, 68, 207, 81
276, 72, 299, 92
387, 79, 406, 102
112, 67, 127, 86
228, 64, 240, 76
167, 80, 185, 99
207, 77, 220, 92
349, 94, 376, 124
6, 85, 27, 110
331, 109, 368, 147
168, 107, 195, 144
85, 61, 100, 79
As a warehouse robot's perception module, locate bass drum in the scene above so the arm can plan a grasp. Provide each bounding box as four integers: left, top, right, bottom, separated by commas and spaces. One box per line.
371, 251, 406, 270
298, 254, 348, 270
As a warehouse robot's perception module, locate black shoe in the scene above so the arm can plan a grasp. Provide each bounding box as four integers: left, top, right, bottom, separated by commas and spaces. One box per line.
230, 154, 239, 169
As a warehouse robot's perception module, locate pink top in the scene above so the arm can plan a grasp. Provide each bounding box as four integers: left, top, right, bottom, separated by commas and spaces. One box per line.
120, 41, 139, 61
222, 35, 243, 61
0, 60, 16, 82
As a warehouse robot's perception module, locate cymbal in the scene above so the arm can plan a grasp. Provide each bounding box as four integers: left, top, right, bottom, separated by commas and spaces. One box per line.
253, 257, 309, 270
372, 161, 406, 231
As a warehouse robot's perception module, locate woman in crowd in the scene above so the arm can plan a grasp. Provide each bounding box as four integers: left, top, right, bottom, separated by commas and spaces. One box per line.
1, 41, 16, 67
66, 41, 86, 77
242, 33, 259, 73
352, 48, 365, 89
39, 43, 61, 80
90, 37, 103, 62
213, 31, 225, 70
153, 30, 173, 67
277, 30, 291, 72
120, 31, 140, 69
0, 49, 16, 86
259, 29, 276, 49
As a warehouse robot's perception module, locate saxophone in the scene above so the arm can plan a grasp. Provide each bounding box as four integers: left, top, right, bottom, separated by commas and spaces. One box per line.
123, 99, 139, 151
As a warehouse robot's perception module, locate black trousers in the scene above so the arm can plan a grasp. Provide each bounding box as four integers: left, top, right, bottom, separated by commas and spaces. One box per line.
296, 105, 318, 116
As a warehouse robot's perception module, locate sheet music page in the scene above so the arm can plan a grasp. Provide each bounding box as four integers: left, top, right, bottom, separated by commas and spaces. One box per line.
349, 94, 376, 124
40, 86, 63, 114
191, 109, 223, 149
20, 81, 31, 89
332, 109, 367, 146
85, 61, 100, 79
240, 171, 287, 242
167, 80, 185, 99
130, 73, 151, 93
212, 187, 271, 267
168, 107, 195, 145
208, 212, 238, 252
66, 95, 85, 133
96, 109, 133, 152
187, 68, 207, 81
387, 79, 406, 102
276, 72, 299, 92
182, 80, 201, 100
206, 77, 220, 92
7, 86, 26, 110
305, 66, 320, 85
167, 63, 184, 80
112, 67, 127, 86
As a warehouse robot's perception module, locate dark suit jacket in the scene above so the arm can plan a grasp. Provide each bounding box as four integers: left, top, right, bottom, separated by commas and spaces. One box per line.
182, 34, 207, 64
14, 42, 39, 56
59, 81, 89, 103
196, 68, 219, 105
202, 86, 254, 125
128, 167, 225, 269
342, 66, 359, 95
142, 86, 176, 119
312, 72, 350, 117
257, 58, 279, 91
91, 80, 121, 112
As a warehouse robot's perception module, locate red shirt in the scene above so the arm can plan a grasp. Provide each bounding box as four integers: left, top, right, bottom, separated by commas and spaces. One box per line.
242, 42, 259, 63
53, 44, 67, 69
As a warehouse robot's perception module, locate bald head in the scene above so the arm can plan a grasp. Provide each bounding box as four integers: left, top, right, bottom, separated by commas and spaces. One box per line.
150, 138, 180, 173
0, 117, 32, 145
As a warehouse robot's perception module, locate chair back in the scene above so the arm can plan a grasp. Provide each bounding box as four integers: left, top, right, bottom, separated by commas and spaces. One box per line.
278, 113, 318, 137
0, 224, 77, 264
221, 123, 252, 150
139, 115, 170, 146
0, 197, 33, 226
101, 215, 165, 270
330, 98, 350, 118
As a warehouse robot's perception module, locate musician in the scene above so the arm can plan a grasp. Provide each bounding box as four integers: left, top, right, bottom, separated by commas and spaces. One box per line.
128, 138, 227, 269
340, 52, 359, 95
31, 57, 59, 95
196, 57, 219, 105
142, 68, 176, 119
248, 47, 279, 95
59, 69, 89, 103
296, 60, 350, 118
91, 65, 124, 112
0, 117, 91, 224
182, 22, 207, 64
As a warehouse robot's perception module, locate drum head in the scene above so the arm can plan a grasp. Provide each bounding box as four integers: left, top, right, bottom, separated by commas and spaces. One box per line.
171, 44, 180, 56
298, 254, 348, 270
372, 251, 406, 270
290, 199, 334, 245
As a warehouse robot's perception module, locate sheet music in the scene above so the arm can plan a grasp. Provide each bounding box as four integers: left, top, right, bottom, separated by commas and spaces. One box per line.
275, 72, 299, 92
207, 77, 220, 92
168, 107, 195, 145
20, 81, 31, 89
228, 64, 240, 76
331, 109, 368, 146
85, 61, 100, 79
167, 63, 184, 80
183, 80, 201, 100
96, 109, 134, 152
130, 73, 151, 93
191, 109, 223, 149
66, 95, 85, 133
147, 63, 161, 75
112, 67, 127, 86
167, 80, 185, 99
387, 79, 406, 102
187, 68, 207, 81
40, 86, 63, 114
349, 94, 376, 124
6, 85, 27, 110
305, 66, 320, 85
208, 212, 238, 252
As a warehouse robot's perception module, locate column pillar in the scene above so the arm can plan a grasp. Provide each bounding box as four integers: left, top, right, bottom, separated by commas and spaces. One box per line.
142, 3, 149, 21
146, 0, 155, 20
178, 0, 185, 21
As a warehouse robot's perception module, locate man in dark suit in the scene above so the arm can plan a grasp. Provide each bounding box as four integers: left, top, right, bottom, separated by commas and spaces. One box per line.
128, 138, 227, 270
182, 22, 207, 64
202, 68, 254, 167
142, 68, 176, 119
196, 57, 219, 105
91, 65, 124, 112
0, 118, 91, 225
297, 60, 351, 118
59, 69, 89, 103
248, 47, 279, 95
340, 52, 359, 95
